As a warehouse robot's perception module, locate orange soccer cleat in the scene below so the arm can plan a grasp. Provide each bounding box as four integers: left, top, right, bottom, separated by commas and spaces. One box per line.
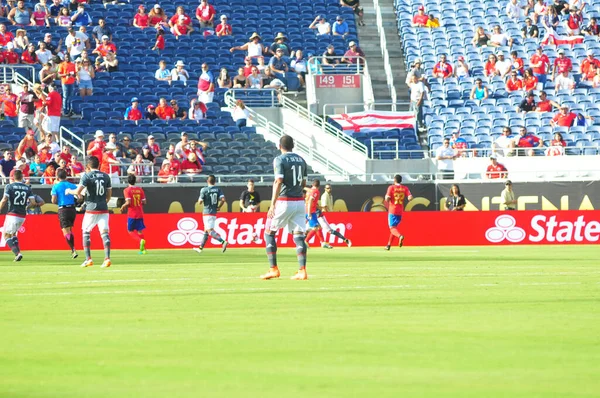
80, 259, 93, 268
290, 269, 308, 280
260, 266, 280, 280
101, 259, 112, 268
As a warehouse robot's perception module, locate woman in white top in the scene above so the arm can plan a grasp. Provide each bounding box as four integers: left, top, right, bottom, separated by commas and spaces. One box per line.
171, 60, 189, 83
76, 57, 95, 97
230, 32, 267, 59
13, 29, 29, 51
247, 66, 263, 89
231, 99, 250, 128
454, 56, 470, 80
189, 99, 206, 122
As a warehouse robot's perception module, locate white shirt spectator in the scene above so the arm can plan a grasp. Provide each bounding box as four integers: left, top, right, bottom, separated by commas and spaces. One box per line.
171, 67, 189, 83
232, 107, 250, 122
39, 141, 61, 155
65, 31, 88, 58
494, 135, 515, 156
317, 22, 331, 36
409, 81, 426, 102
36, 48, 52, 64
555, 74, 575, 91
491, 33, 510, 46
496, 59, 512, 76
506, 0, 524, 19
435, 145, 455, 170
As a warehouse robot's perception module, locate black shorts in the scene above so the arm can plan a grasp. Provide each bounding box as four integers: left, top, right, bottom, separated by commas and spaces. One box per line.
58, 207, 77, 229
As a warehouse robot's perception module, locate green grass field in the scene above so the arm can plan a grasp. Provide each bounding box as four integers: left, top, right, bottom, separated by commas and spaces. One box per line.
1, 246, 599, 398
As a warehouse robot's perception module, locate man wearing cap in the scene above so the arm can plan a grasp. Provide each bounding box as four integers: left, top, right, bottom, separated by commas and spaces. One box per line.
550, 104, 577, 127
485, 157, 508, 179
124, 98, 143, 121
196, 0, 216, 27
412, 5, 428, 27
38, 132, 60, 156
215, 15, 231, 37
87, 130, 106, 168
197, 63, 215, 104
42, 33, 61, 55
521, 17, 539, 38
145, 104, 159, 120
92, 17, 112, 44
1, 85, 19, 126
322, 44, 339, 67
433, 54, 453, 79
171, 60, 189, 83
2, 43, 19, 64
100, 143, 120, 185
341, 41, 365, 65
500, 181, 517, 210
495, 52, 512, 79
269, 33, 291, 56
92, 35, 117, 57
552, 49, 572, 81
580, 50, 600, 76
16, 82, 36, 131
309, 15, 331, 36
406, 58, 426, 86
71, 3, 91, 27
65, 26, 89, 59
332, 15, 349, 37
146, 135, 161, 157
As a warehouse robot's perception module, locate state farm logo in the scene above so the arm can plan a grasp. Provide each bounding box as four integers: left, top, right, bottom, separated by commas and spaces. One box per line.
168, 218, 205, 246
485, 215, 526, 243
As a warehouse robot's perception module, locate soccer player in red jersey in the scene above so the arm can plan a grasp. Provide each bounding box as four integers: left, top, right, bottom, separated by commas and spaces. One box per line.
384, 174, 413, 250
120, 174, 147, 254
304, 180, 332, 249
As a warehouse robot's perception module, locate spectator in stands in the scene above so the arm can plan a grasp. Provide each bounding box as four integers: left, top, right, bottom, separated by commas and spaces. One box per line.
554, 70, 575, 93
425, 13, 440, 28
170, 100, 187, 120
472, 27, 491, 47
171, 60, 189, 84
146, 135, 161, 157
42, 33, 62, 56
453, 56, 469, 80
545, 132, 567, 156
580, 50, 599, 76
484, 54, 498, 79
40, 83, 62, 140
516, 127, 543, 156
100, 49, 118, 72
155, 97, 175, 120
8, 0, 32, 26
510, 51, 525, 76
86, 130, 106, 164
36, 42, 52, 66
582, 17, 600, 36
157, 161, 176, 183
1, 85, 18, 125
155, 60, 171, 82
92, 17, 112, 44
215, 15, 232, 37
485, 156, 508, 179
180, 152, 202, 176
332, 16, 349, 38
506, 71, 523, 92
120, 136, 138, 160
58, 7, 71, 27
593, 68, 600, 88
408, 74, 425, 130
169, 6, 192, 30
269, 32, 291, 56
495, 52, 512, 79
552, 48, 572, 81
290, 50, 307, 89
189, 99, 207, 122
186, 140, 207, 164
469, 78, 489, 100
269, 48, 289, 82
172, 14, 194, 38
491, 25, 513, 47
105, 134, 123, 159
133, 5, 149, 29
536, 90, 559, 112
522, 68, 538, 91
412, 5, 428, 27
322, 44, 340, 67
128, 154, 152, 179
12, 29, 28, 51
148, 4, 167, 28
16, 129, 37, 159
247, 65, 263, 89
444, 184, 466, 211
76, 57, 94, 97
57, 54, 76, 116
141, 145, 155, 165
230, 32, 268, 58
432, 55, 453, 79
152, 29, 165, 52
340, 0, 364, 27
581, 63, 597, 86
232, 99, 250, 128
574, 112, 595, 127
124, 97, 142, 121
309, 15, 331, 36
435, 138, 455, 179
71, 3, 91, 27
406, 58, 426, 87
521, 17, 539, 38
565, 6, 584, 36
29, 154, 46, 179
242, 57, 254, 76
69, 154, 84, 177
0, 24, 14, 46
11, 160, 30, 184
143, 104, 157, 120
531, 0, 547, 23
38, 132, 60, 156
494, 127, 516, 156
17, 82, 36, 132
240, 179, 261, 212
175, 132, 190, 159
0, 150, 16, 184
39, 62, 57, 86
31, 4, 50, 27
451, 130, 468, 153
217, 67, 232, 88
92, 35, 117, 57
342, 41, 365, 65
65, 27, 89, 59
196, 0, 216, 28
518, 90, 537, 113
262, 67, 286, 91
3, 42, 20, 64
197, 62, 215, 103
507, 0, 526, 19
501, 180, 517, 210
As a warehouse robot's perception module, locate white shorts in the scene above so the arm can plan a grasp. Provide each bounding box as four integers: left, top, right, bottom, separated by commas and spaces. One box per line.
3, 215, 25, 235
45, 115, 61, 132
198, 91, 214, 104
269, 200, 305, 234
317, 215, 332, 232
82, 212, 110, 233
18, 113, 34, 129
203, 215, 216, 230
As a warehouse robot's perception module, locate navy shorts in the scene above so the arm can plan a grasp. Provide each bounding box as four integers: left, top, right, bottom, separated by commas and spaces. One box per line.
388, 214, 402, 228
127, 218, 146, 232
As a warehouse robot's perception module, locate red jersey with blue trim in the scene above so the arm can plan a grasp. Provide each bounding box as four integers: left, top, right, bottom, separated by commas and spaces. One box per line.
124, 186, 145, 219
386, 184, 411, 215
306, 187, 319, 213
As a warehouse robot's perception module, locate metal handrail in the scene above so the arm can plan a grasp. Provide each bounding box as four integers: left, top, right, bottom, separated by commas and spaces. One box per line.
373, 0, 398, 109
322, 101, 411, 116
224, 88, 280, 107
1, 65, 37, 84
59, 126, 86, 158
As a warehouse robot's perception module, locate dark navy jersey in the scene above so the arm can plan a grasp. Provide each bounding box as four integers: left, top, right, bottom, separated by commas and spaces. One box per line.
199, 186, 224, 214
273, 152, 307, 198
4, 182, 34, 216
79, 170, 111, 212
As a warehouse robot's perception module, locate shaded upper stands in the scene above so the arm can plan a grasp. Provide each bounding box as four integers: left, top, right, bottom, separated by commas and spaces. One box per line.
395, 0, 600, 155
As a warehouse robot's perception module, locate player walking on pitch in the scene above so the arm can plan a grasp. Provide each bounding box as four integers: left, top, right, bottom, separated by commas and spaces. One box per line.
193, 174, 228, 253
0, 170, 35, 262
305, 179, 351, 248
261, 135, 309, 280
51, 169, 79, 258
384, 174, 413, 250
120, 174, 147, 254
67, 156, 113, 268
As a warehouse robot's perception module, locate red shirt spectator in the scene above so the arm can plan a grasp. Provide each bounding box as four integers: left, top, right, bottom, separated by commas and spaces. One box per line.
21, 48, 37, 64
3, 47, 20, 64
486, 159, 508, 179
170, 9, 192, 27
581, 52, 600, 75
196, 0, 216, 25
551, 106, 578, 127
0, 27, 15, 46
511, 54, 525, 75
484, 57, 497, 77
553, 53, 572, 75
433, 56, 453, 78
93, 39, 117, 57
506, 74, 523, 91
44, 89, 62, 117
133, 6, 149, 28
1, 89, 18, 118
412, 6, 429, 26
154, 33, 165, 50
59, 60, 76, 85
522, 72, 538, 91
530, 51, 549, 75
180, 158, 201, 173
156, 100, 176, 120
215, 17, 232, 36
100, 150, 119, 174
16, 130, 37, 159
517, 131, 541, 147
87, 131, 106, 165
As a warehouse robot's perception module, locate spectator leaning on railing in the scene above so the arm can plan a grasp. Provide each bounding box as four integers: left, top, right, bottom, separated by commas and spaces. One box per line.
435, 138, 455, 180
485, 156, 508, 179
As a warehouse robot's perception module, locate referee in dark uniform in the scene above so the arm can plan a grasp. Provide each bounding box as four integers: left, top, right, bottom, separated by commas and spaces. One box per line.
51, 168, 79, 258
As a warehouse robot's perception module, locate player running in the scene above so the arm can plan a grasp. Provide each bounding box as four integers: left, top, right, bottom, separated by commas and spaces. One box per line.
67, 155, 113, 268
51, 169, 79, 258
0, 170, 35, 262
384, 174, 413, 250
261, 135, 309, 280
193, 174, 228, 254
305, 179, 351, 248
120, 174, 147, 254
